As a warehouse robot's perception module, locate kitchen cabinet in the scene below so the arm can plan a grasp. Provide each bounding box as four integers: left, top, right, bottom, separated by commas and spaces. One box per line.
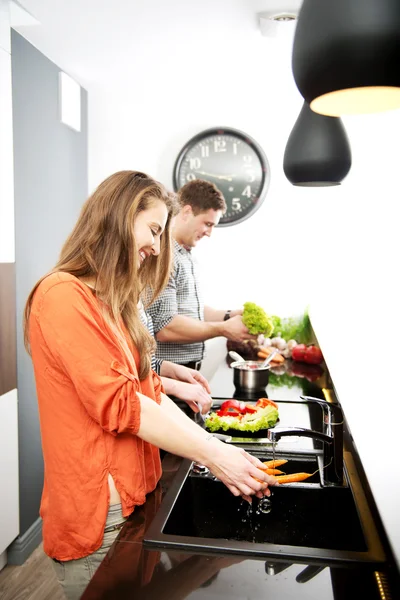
0, 390, 19, 559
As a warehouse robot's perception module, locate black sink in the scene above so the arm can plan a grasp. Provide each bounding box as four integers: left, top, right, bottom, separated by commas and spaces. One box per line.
145, 456, 387, 567
164, 475, 365, 552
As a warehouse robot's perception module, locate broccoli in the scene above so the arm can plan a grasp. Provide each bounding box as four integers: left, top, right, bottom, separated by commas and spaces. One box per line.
242, 302, 274, 336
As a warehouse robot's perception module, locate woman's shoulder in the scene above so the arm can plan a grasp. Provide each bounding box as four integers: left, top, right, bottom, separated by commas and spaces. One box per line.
33, 272, 93, 311
36, 272, 84, 294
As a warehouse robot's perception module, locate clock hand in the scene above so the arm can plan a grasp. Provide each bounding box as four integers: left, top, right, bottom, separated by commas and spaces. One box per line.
195, 170, 234, 182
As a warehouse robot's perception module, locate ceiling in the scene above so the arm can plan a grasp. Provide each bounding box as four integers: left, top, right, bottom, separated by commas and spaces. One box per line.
14, 0, 304, 88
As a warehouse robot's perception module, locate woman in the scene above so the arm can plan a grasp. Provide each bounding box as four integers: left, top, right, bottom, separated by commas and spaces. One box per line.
24, 171, 276, 599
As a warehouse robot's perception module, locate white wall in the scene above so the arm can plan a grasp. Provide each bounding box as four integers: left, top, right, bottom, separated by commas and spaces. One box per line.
0, 0, 19, 570
88, 19, 400, 565
0, 0, 15, 263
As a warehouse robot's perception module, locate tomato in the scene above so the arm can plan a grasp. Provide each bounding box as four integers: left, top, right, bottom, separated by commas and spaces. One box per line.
256, 397, 279, 410
291, 344, 307, 362
305, 345, 323, 365
289, 362, 324, 382
292, 344, 323, 365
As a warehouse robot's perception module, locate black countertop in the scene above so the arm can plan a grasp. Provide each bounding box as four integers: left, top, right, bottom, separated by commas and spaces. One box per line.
81, 359, 400, 600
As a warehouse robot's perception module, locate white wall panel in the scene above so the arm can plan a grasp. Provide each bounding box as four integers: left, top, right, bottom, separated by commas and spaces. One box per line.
0, 46, 15, 263
0, 0, 10, 53
0, 389, 19, 554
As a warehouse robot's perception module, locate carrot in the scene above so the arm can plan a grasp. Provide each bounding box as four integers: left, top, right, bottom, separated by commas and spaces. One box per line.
262, 459, 288, 468
257, 350, 285, 363
274, 472, 313, 484
264, 468, 284, 475
257, 346, 275, 356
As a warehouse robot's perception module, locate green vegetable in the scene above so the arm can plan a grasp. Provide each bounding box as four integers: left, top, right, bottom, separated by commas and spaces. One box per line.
205, 405, 279, 433
268, 372, 305, 390
242, 302, 274, 336
270, 310, 312, 344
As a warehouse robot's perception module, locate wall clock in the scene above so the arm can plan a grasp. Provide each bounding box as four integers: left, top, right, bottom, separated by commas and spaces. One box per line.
173, 127, 271, 227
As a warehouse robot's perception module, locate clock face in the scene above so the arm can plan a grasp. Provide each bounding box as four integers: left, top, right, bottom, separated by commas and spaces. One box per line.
173, 128, 271, 227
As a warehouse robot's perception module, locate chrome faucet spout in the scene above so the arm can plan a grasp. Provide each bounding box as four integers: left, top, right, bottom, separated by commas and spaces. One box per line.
267, 427, 332, 446
267, 396, 344, 486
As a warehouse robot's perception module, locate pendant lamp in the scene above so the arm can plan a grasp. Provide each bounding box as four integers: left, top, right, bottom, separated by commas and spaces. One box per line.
283, 102, 352, 186
292, 0, 400, 116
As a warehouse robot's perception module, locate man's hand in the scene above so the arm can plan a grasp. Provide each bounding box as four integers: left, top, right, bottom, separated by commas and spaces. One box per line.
222, 315, 257, 342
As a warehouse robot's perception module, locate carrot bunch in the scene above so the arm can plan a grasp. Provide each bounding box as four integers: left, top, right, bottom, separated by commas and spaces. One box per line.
259, 459, 315, 484
257, 346, 285, 365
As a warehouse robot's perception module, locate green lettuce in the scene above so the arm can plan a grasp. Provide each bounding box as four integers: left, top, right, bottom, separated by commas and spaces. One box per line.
205, 405, 279, 433
242, 302, 274, 336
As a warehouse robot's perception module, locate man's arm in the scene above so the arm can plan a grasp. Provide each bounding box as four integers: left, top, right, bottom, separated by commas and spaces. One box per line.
155, 314, 255, 343
204, 306, 243, 322
155, 314, 223, 343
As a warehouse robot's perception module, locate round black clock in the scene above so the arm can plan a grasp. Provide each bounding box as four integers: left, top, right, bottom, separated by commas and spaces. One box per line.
173, 127, 271, 227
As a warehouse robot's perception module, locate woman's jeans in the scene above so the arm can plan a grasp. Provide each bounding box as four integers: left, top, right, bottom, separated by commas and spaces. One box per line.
51, 504, 126, 600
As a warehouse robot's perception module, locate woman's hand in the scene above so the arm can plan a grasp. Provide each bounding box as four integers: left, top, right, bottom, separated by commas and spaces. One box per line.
161, 361, 211, 393
204, 441, 278, 498
168, 380, 212, 414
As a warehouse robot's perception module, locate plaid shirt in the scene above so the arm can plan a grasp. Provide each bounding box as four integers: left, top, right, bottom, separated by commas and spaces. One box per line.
147, 240, 205, 364
139, 303, 163, 375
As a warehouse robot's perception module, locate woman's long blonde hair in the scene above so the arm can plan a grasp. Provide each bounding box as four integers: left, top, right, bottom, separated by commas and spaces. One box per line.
24, 171, 179, 379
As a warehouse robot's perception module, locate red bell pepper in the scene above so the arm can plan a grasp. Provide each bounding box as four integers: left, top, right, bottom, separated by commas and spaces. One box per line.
256, 398, 279, 410
220, 400, 242, 411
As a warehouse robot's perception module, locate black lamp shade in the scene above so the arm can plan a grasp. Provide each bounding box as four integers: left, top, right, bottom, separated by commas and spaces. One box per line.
283, 102, 352, 186
292, 0, 400, 116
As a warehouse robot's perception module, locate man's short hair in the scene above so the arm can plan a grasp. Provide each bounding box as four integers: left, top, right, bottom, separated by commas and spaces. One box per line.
178, 180, 227, 215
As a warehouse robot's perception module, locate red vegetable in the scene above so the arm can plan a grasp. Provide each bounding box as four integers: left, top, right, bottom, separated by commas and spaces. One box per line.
289, 362, 324, 382
292, 344, 323, 365
220, 399, 243, 411
256, 398, 279, 410
217, 407, 241, 417
291, 344, 307, 362
304, 345, 323, 364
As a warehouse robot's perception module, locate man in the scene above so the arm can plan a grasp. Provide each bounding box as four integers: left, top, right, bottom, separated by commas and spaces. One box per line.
147, 179, 255, 369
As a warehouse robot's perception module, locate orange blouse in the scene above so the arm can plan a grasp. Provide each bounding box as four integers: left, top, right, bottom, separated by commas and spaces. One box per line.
29, 272, 163, 561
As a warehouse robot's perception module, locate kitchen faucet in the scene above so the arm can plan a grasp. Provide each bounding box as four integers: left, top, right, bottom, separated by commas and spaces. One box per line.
267, 395, 344, 486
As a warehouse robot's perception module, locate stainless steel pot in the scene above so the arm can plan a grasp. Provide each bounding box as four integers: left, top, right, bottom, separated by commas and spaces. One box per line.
230, 360, 271, 391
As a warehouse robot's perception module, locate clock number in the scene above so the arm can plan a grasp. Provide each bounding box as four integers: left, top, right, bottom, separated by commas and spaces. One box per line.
242, 185, 252, 198
243, 155, 253, 163
232, 143, 238, 155
214, 140, 226, 153
189, 158, 201, 169
186, 173, 196, 182
232, 198, 241, 211
246, 171, 256, 183
201, 146, 209, 158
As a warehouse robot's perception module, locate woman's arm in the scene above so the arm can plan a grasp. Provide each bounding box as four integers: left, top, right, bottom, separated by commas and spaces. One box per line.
136, 392, 277, 498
